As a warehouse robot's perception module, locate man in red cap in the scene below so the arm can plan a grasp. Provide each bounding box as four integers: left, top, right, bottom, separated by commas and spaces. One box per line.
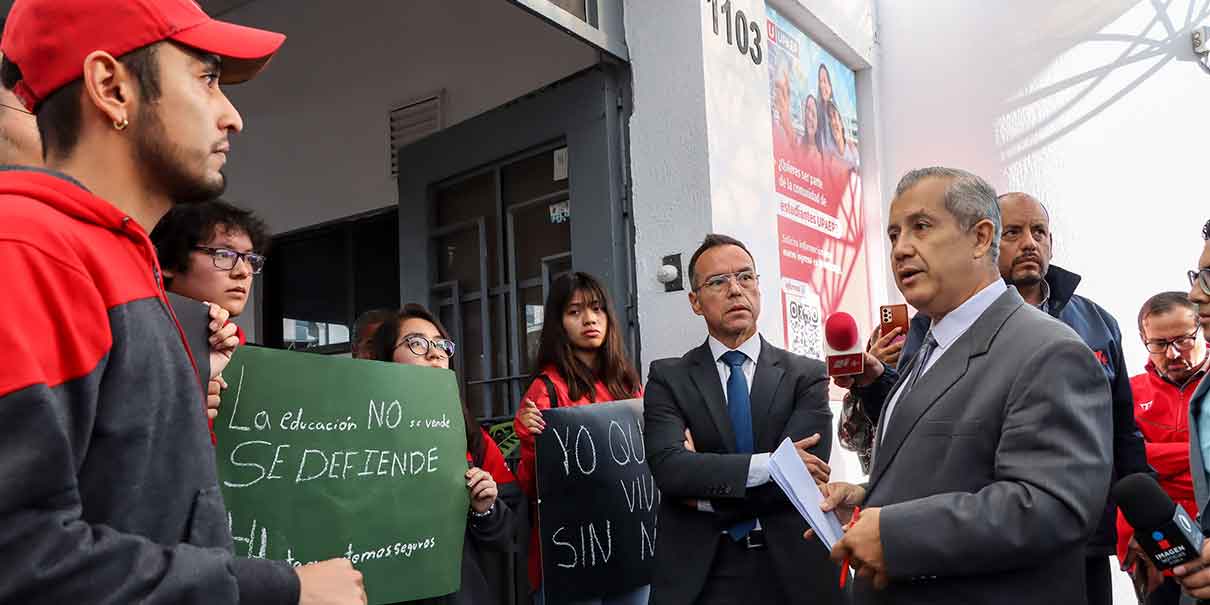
0, 1, 365, 603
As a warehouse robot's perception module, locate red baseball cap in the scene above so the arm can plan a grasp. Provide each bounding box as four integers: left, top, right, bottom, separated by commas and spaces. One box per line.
1, 0, 286, 111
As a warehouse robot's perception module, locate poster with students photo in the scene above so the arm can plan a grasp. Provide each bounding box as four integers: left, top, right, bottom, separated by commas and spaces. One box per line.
766, 5, 872, 360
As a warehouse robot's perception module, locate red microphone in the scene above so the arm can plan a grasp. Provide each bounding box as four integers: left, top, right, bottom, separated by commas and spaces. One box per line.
824, 312, 864, 377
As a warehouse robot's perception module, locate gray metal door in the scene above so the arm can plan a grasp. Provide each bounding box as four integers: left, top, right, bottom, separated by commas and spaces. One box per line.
396, 66, 636, 423
427, 148, 575, 419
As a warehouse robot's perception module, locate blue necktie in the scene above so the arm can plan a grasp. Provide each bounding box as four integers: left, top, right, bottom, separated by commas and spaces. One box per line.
720, 350, 756, 540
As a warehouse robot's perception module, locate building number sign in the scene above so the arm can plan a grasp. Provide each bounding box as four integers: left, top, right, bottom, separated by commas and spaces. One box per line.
706, 0, 763, 66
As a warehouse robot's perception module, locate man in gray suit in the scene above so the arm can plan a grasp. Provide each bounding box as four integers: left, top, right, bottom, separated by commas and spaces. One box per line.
813, 167, 1113, 604
644, 234, 845, 605
1170, 219, 1210, 602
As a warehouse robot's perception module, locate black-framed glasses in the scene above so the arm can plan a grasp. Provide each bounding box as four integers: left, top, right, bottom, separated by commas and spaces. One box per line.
395, 335, 456, 359
194, 246, 266, 274
697, 270, 759, 293
1190, 268, 1210, 296
1144, 328, 1202, 354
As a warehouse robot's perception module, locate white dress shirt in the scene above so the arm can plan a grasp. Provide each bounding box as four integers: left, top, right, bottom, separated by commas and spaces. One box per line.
880, 279, 1008, 441
707, 334, 772, 488
696, 333, 768, 518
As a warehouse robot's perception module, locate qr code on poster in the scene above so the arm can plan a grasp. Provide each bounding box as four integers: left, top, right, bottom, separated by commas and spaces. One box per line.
784, 291, 823, 361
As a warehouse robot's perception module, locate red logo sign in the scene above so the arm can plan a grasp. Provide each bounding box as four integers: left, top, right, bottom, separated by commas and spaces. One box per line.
827, 353, 864, 377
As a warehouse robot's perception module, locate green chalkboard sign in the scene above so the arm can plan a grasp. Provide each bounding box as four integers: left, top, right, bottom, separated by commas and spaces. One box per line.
214, 346, 469, 604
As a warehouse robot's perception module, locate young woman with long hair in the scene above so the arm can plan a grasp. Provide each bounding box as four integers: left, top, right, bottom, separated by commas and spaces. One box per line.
513, 272, 645, 605
816, 62, 838, 153
371, 304, 516, 605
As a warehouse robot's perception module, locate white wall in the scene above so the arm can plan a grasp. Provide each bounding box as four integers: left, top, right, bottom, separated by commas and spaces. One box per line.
876, 0, 1210, 371
624, 0, 717, 364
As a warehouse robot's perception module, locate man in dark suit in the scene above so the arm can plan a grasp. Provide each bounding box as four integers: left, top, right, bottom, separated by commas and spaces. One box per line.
814, 167, 1113, 604
644, 234, 845, 605
1170, 219, 1210, 604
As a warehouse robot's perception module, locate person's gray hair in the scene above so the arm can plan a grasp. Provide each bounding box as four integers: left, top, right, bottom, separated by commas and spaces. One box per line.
895, 167, 1002, 262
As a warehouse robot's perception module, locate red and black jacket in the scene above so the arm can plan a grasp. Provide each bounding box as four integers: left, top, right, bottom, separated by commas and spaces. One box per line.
0, 168, 297, 604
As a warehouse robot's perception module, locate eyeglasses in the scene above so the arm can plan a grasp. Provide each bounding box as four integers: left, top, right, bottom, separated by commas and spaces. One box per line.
1190, 268, 1210, 296
396, 335, 456, 359
1144, 328, 1202, 354
194, 246, 266, 274
697, 270, 759, 293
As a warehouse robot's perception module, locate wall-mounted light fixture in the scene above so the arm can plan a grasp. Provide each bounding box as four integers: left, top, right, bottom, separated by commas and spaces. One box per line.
1193, 26, 1210, 71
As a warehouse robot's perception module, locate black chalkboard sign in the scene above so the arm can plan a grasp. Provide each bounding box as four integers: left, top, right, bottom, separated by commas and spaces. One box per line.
535, 399, 659, 602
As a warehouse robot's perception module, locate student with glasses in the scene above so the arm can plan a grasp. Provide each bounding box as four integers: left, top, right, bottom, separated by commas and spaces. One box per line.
152, 199, 269, 422
152, 199, 268, 324
370, 304, 517, 605
512, 272, 645, 605
1115, 292, 1208, 605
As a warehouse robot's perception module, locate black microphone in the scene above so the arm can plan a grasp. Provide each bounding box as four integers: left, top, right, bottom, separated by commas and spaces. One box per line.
1114, 473, 1203, 570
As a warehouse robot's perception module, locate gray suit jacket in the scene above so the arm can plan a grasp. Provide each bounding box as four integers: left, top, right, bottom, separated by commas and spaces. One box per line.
1186, 376, 1210, 605
1190, 375, 1210, 529
643, 337, 845, 605
854, 287, 1113, 605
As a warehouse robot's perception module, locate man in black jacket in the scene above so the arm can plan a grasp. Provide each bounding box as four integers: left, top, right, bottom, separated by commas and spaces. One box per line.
840, 192, 1149, 604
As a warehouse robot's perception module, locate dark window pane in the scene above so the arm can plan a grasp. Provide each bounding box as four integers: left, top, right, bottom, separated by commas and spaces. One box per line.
512, 197, 571, 281
548, 254, 573, 285
460, 299, 489, 417
264, 209, 399, 353
277, 230, 349, 325
352, 211, 400, 317
268, 229, 353, 353
435, 172, 499, 286
502, 148, 567, 206
491, 292, 510, 386
518, 286, 545, 374
434, 225, 483, 293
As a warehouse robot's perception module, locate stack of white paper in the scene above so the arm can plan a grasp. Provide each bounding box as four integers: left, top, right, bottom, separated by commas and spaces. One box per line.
769, 437, 846, 550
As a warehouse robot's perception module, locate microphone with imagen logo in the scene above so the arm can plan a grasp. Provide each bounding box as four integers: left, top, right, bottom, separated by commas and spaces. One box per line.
1114, 473, 1204, 571
824, 312, 864, 377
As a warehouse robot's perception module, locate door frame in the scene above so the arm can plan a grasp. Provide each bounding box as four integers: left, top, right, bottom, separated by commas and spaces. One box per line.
397, 65, 638, 412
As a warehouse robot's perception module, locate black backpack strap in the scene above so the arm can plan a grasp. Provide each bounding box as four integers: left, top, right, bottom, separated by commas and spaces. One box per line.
539, 374, 559, 409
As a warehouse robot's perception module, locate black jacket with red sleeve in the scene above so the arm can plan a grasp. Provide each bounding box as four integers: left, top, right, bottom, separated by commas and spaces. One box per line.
0, 168, 298, 604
